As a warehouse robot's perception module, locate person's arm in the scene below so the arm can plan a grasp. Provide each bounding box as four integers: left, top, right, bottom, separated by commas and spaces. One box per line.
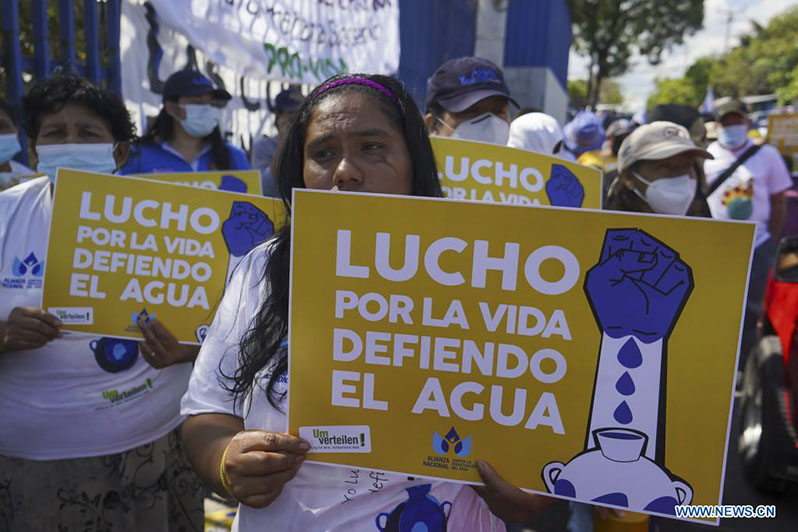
0, 307, 62, 354
182, 413, 310, 508
182, 413, 244, 497
473, 460, 555, 523
769, 191, 786, 241
137, 318, 199, 367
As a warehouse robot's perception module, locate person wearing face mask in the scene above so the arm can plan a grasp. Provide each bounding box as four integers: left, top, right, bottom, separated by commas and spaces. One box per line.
120, 69, 250, 175
0, 98, 34, 190
0, 75, 203, 531
251, 87, 305, 197
424, 57, 518, 145
607, 121, 713, 216
704, 99, 794, 368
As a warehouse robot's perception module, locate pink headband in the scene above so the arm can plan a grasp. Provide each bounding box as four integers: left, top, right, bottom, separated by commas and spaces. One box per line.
313, 77, 399, 103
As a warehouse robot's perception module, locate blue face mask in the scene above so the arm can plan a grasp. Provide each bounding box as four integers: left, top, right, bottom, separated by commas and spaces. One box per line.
36, 143, 118, 183
718, 124, 748, 149
0, 133, 21, 164
180, 104, 220, 138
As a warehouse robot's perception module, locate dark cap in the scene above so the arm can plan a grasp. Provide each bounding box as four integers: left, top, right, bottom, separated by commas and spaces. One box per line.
715, 99, 748, 121
425, 57, 518, 113
274, 88, 304, 113
162, 70, 232, 102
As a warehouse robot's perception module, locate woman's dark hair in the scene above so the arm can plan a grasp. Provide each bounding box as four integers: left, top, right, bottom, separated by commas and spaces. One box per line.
0, 98, 19, 127
225, 73, 442, 409
138, 98, 231, 169
22, 75, 136, 142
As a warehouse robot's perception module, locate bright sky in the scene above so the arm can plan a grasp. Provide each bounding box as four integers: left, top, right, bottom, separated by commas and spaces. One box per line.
567, 0, 798, 111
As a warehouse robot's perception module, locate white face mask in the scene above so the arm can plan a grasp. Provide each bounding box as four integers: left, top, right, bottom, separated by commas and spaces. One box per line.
632, 172, 696, 216
718, 124, 748, 150
0, 133, 21, 164
36, 143, 118, 184
438, 113, 510, 145
180, 104, 220, 137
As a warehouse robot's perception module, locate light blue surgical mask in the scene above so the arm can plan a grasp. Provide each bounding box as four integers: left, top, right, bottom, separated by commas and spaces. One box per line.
0, 133, 21, 164
36, 143, 118, 184
180, 104, 220, 137
718, 124, 748, 150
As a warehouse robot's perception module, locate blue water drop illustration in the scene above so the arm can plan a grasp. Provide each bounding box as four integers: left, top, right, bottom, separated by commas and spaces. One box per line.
618, 339, 642, 369
615, 372, 636, 396
613, 401, 633, 424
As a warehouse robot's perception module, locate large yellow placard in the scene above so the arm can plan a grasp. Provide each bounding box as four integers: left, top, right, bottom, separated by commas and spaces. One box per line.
288, 190, 755, 524
431, 137, 603, 208
43, 169, 284, 344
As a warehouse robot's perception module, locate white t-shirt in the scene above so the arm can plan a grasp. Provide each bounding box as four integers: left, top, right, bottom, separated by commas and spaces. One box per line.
181, 244, 506, 532
0, 160, 35, 189
0, 177, 191, 460
705, 140, 793, 247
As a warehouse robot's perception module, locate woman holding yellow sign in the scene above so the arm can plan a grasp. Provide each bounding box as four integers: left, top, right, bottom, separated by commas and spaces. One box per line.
0, 76, 203, 530
181, 73, 550, 530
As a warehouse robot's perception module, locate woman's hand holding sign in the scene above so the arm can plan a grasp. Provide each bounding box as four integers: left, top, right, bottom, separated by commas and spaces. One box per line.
137, 318, 199, 367
473, 460, 554, 522
221, 430, 310, 508
1, 307, 62, 353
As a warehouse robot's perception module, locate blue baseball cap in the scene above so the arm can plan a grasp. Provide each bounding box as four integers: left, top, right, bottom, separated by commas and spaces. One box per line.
425, 57, 518, 113
563, 111, 606, 155
274, 88, 304, 113
162, 70, 231, 102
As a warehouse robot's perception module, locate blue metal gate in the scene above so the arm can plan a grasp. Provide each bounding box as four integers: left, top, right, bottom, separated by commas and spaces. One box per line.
0, 0, 122, 164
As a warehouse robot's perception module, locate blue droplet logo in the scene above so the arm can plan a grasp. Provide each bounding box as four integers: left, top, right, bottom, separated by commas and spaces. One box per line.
615, 372, 635, 396
613, 401, 633, 424
618, 339, 642, 369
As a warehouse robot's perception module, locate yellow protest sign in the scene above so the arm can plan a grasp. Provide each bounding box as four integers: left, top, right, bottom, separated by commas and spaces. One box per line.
43, 169, 285, 344
288, 190, 755, 524
135, 169, 263, 196
766, 113, 798, 159
431, 137, 603, 208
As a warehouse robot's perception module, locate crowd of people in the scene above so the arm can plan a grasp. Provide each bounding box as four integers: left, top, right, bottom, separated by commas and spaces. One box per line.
0, 54, 793, 532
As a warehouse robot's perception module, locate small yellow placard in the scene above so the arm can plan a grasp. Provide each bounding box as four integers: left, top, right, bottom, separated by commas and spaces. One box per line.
43, 169, 284, 344
431, 137, 603, 208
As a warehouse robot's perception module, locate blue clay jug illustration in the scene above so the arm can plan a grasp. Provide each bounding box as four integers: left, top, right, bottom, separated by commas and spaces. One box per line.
542, 428, 692, 515
90, 337, 139, 373
375, 484, 452, 532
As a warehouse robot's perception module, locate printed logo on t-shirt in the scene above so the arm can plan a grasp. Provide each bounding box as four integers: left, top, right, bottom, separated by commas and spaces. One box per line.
1, 252, 44, 289
721, 178, 754, 220
375, 484, 452, 531
99, 375, 153, 410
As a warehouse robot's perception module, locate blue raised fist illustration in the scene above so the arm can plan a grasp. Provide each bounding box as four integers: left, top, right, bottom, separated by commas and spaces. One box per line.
222, 201, 274, 257
546, 164, 585, 208
584, 229, 693, 342
219, 174, 248, 193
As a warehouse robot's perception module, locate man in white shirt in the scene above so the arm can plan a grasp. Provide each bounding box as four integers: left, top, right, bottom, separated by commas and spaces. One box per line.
704, 99, 794, 366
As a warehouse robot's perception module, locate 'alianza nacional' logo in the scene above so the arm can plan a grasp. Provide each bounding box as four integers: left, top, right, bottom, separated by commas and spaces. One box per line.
12, 253, 44, 278
433, 427, 471, 458
131, 308, 156, 326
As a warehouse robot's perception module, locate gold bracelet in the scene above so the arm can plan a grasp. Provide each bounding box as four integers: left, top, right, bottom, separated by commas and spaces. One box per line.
219, 442, 235, 499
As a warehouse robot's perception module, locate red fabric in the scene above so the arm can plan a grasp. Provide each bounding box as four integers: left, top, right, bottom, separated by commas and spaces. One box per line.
764, 274, 798, 365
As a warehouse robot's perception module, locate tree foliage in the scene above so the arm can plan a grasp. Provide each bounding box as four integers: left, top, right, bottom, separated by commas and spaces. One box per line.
569, 78, 624, 108
647, 6, 798, 108
567, 0, 704, 107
